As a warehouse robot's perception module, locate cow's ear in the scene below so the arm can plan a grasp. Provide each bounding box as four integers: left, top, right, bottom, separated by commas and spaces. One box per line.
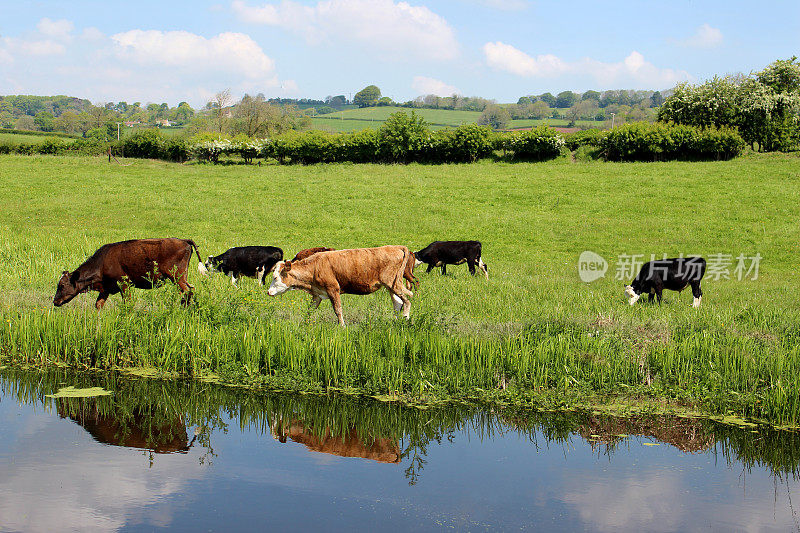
69, 271, 80, 285
284, 261, 292, 272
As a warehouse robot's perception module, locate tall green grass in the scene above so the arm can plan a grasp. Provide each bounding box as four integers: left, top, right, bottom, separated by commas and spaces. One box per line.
0, 154, 798, 425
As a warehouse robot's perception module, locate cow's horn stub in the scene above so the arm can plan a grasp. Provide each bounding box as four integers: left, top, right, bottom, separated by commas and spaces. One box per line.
284, 260, 292, 271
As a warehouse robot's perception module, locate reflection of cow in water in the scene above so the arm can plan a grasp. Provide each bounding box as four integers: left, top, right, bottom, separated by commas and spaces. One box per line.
271, 419, 400, 463
57, 403, 197, 454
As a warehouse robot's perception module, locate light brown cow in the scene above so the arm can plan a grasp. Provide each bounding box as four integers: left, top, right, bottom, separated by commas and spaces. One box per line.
290, 246, 418, 289
267, 246, 413, 326
271, 419, 401, 463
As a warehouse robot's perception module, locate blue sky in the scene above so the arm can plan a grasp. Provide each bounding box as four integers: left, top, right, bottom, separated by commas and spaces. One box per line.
1, 0, 798, 107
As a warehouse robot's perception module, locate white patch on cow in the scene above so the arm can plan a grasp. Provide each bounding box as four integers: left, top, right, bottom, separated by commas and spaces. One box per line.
197, 261, 209, 276
478, 257, 488, 280
256, 266, 265, 286
267, 262, 290, 296
692, 296, 702, 308
230, 272, 238, 286
391, 293, 403, 312
625, 285, 640, 305
414, 258, 423, 268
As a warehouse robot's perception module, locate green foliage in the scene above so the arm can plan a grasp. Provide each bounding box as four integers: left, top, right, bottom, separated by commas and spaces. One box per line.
659, 58, 800, 152
377, 111, 429, 163
116, 129, 189, 161
564, 128, 608, 151
601, 122, 745, 161
502, 126, 566, 160
353, 85, 382, 108
477, 105, 511, 130
446, 124, 495, 162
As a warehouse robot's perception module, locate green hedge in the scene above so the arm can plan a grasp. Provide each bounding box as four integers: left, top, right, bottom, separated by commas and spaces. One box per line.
0, 136, 108, 156
601, 122, 745, 161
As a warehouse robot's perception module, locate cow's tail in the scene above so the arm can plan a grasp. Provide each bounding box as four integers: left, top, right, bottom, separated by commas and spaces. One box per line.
186, 239, 207, 274
395, 246, 412, 296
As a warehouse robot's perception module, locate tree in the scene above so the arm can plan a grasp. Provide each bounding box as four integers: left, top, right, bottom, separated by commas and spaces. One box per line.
54, 111, 81, 134
650, 91, 664, 107
15, 115, 35, 131
581, 90, 601, 102
556, 91, 578, 108
377, 111, 429, 163
477, 104, 511, 130
211, 89, 232, 133
377, 96, 394, 106
34, 111, 55, 131
233, 94, 271, 137
517, 96, 532, 105
537, 93, 556, 106
530, 100, 551, 119
325, 95, 347, 109
353, 85, 381, 108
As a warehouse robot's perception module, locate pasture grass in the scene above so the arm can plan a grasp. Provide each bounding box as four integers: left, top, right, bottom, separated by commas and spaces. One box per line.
0, 132, 77, 144
0, 153, 798, 426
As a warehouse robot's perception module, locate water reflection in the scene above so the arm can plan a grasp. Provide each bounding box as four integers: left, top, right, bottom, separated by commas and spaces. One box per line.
1, 368, 799, 532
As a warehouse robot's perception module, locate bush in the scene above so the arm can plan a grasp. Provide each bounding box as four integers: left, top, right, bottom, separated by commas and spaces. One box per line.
601, 122, 745, 161
447, 124, 495, 162
565, 128, 607, 151
377, 111, 430, 163
502, 126, 566, 161
117, 130, 163, 159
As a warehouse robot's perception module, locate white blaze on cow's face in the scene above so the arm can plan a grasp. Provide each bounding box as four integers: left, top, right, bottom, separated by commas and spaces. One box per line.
624, 285, 640, 305
413, 258, 423, 268
267, 261, 291, 296
198, 260, 210, 276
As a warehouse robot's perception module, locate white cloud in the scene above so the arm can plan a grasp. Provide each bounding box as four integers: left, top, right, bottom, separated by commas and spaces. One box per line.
412, 76, 460, 96
484, 42, 690, 88
474, 0, 528, 10
80, 27, 105, 41
232, 0, 459, 61
112, 30, 275, 80
0, 36, 66, 57
483, 41, 568, 77
679, 23, 723, 48
37, 18, 74, 41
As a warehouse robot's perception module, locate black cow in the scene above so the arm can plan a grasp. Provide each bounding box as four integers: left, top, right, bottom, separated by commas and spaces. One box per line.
625, 257, 706, 307
199, 246, 283, 285
414, 241, 488, 279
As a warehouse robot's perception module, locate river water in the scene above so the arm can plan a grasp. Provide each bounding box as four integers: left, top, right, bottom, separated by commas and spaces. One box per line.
0, 369, 798, 532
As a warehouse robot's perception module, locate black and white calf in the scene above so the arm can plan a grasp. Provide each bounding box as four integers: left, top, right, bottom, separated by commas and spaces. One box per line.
198, 246, 283, 285
414, 241, 488, 279
625, 256, 706, 308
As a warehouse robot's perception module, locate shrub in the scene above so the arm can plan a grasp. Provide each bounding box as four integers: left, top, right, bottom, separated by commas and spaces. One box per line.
502, 126, 565, 161
377, 111, 430, 163
117, 130, 163, 159
36, 138, 67, 155
565, 128, 607, 151
601, 122, 745, 161
161, 138, 189, 162
447, 124, 495, 162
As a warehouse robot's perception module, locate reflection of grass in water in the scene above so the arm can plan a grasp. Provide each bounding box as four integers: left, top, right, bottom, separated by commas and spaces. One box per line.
2, 367, 799, 482
47, 386, 113, 398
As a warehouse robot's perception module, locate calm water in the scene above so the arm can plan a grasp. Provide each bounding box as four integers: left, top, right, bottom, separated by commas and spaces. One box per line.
1, 369, 799, 532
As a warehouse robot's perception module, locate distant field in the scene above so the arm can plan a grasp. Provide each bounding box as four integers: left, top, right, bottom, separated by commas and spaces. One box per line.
312, 106, 607, 132
0, 132, 77, 144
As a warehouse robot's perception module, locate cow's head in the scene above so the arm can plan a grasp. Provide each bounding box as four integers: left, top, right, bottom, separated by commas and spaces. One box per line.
624, 284, 641, 306
413, 251, 424, 268
267, 261, 294, 296
53, 270, 85, 307
198, 255, 218, 276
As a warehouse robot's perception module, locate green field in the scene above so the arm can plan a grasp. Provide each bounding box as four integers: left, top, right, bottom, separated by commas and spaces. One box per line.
311, 106, 597, 132
0, 153, 798, 426
0, 131, 77, 144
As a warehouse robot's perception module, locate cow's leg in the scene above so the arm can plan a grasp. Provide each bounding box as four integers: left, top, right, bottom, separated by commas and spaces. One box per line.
95, 291, 109, 310
654, 279, 664, 304
441, 264, 447, 275
391, 293, 403, 313
691, 281, 703, 308
648, 287, 655, 303
230, 272, 238, 286
310, 295, 322, 309
478, 257, 489, 280
426, 264, 434, 274
177, 274, 193, 306
256, 267, 265, 286
467, 257, 477, 276
328, 289, 345, 326
389, 283, 413, 319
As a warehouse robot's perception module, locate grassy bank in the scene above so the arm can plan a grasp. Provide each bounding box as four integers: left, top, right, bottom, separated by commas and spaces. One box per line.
0, 153, 798, 426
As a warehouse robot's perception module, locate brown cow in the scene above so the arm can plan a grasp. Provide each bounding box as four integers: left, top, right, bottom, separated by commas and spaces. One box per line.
291, 247, 336, 262
290, 246, 418, 289
53, 238, 202, 309
271, 419, 400, 463
267, 246, 413, 326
